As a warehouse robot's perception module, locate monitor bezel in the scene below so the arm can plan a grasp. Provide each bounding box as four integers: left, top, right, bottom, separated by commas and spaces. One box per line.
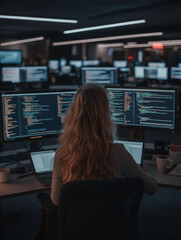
0, 88, 77, 143
0, 49, 22, 64
105, 85, 177, 131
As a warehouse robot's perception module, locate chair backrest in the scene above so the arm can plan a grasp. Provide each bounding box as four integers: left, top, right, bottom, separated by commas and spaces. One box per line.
58, 177, 144, 240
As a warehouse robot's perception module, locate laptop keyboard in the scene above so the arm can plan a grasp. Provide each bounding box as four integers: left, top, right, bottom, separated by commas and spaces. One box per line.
40, 173, 52, 179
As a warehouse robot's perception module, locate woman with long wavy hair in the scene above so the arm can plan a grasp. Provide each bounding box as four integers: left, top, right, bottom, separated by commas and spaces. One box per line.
51, 83, 156, 206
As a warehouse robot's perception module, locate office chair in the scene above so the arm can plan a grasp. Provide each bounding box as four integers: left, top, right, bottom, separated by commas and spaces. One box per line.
37, 177, 144, 240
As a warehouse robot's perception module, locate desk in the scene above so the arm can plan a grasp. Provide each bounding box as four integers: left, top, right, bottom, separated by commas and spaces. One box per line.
143, 160, 181, 189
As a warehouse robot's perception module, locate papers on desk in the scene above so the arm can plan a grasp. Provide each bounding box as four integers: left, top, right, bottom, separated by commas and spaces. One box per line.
168, 163, 181, 177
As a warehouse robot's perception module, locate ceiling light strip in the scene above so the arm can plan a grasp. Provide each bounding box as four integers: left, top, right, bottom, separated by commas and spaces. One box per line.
0, 15, 78, 23
0, 37, 44, 46
98, 43, 124, 48
53, 32, 163, 46
64, 19, 145, 34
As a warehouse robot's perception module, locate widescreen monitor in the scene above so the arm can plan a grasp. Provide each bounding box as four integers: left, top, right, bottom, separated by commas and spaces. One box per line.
82, 60, 100, 67
69, 60, 82, 68
1, 67, 20, 83
0, 90, 76, 142
0, 50, 22, 64
171, 67, 181, 79
48, 60, 59, 71
134, 66, 168, 80
113, 60, 127, 68
19, 66, 48, 82
106, 87, 176, 130
81, 67, 118, 85
148, 62, 166, 67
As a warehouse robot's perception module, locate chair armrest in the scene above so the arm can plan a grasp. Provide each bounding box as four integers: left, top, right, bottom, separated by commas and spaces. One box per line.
37, 193, 57, 215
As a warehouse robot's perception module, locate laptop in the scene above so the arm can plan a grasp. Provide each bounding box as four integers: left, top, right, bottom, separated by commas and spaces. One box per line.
113, 139, 144, 165
29, 149, 56, 186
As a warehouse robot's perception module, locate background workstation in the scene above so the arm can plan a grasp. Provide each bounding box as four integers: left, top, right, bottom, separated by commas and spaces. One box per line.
1, 0, 181, 239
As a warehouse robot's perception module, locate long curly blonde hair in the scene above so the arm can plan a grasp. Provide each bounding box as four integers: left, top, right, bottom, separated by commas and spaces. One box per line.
56, 83, 116, 183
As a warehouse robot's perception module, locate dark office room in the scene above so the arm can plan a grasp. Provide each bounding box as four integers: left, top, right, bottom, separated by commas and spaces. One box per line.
0, 0, 181, 239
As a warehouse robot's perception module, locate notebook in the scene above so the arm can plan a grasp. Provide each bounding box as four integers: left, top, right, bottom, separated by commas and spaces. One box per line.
29, 149, 56, 186
114, 139, 144, 165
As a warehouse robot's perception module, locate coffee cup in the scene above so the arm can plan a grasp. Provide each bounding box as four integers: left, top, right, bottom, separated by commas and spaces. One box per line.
169, 150, 181, 165
0, 168, 10, 183
156, 155, 173, 173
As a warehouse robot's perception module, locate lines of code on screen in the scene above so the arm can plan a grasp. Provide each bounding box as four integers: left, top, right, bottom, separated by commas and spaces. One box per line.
107, 88, 175, 129
1, 91, 75, 141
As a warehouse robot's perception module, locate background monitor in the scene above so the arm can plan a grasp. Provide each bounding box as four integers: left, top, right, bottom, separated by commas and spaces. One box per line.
48, 60, 59, 71
178, 63, 181, 68
69, 60, 82, 68
134, 66, 168, 80
1, 67, 20, 83
0, 50, 22, 64
61, 65, 71, 74
0, 90, 76, 141
19, 66, 48, 82
82, 60, 100, 66
113, 60, 127, 68
81, 67, 118, 85
148, 62, 166, 67
60, 58, 67, 67
106, 87, 176, 130
171, 67, 181, 79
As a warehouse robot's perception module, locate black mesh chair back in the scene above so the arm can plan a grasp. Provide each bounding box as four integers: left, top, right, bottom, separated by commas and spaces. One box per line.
58, 177, 144, 240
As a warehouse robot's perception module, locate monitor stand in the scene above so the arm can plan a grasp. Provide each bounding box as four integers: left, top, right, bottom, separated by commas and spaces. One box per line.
116, 126, 145, 141
29, 138, 42, 151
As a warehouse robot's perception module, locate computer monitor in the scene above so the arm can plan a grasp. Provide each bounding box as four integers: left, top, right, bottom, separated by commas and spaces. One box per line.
82, 60, 100, 67
1, 67, 20, 83
178, 63, 181, 68
48, 60, 59, 71
81, 67, 118, 85
61, 65, 71, 74
0, 50, 22, 64
106, 87, 176, 130
19, 66, 48, 82
134, 66, 168, 80
148, 62, 166, 67
113, 60, 127, 68
69, 60, 82, 68
171, 67, 181, 79
0, 90, 76, 142
60, 58, 67, 67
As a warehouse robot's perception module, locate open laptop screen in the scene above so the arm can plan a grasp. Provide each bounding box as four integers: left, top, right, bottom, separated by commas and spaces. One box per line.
30, 150, 55, 174
114, 140, 143, 165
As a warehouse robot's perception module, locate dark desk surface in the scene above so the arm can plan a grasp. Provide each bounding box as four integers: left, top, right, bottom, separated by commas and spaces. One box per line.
1, 160, 181, 200
143, 160, 181, 189
0, 174, 50, 199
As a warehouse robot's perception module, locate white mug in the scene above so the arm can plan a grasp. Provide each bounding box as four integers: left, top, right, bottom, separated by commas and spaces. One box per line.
156, 155, 173, 173
0, 168, 10, 183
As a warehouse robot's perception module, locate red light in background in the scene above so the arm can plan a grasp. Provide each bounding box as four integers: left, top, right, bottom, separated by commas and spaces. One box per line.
152, 43, 164, 49
128, 56, 133, 60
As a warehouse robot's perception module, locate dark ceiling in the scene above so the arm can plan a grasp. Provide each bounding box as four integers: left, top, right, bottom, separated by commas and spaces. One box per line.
0, 0, 181, 44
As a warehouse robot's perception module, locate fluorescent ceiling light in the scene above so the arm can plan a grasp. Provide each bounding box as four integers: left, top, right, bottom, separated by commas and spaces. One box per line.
0, 37, 44, 46
53, 32, 163, 46
0, 15, 78, 23
98, 43, 124, 48
148, 40, 181, 46
124, 43, 152, 48
64, 19, 145, 34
